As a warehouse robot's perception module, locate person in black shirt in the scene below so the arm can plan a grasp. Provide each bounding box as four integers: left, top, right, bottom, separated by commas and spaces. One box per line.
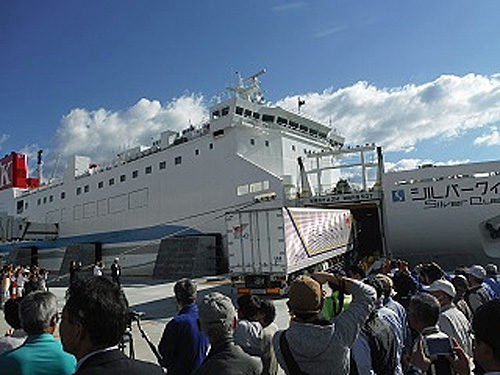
69, 261, 79, 286
110, 258, 121, 287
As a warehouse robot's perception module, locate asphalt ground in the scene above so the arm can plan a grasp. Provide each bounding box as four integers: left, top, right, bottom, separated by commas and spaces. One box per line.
0, 277, 293, 367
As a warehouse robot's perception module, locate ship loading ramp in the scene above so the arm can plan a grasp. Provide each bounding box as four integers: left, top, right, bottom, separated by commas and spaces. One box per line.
297, 144, 387, 262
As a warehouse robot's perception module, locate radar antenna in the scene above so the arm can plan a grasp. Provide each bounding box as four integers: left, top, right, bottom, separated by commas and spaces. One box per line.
227, 69, 266, 103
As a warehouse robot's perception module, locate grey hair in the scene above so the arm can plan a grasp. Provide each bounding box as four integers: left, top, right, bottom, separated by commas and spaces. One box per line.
198, 292, 236, 342
409, 293, 440, 328
174, 278, 197, 305
20, 291, 58, 334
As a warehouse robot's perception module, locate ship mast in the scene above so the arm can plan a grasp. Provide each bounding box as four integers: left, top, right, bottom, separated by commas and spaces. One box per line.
227, 69, 266, 103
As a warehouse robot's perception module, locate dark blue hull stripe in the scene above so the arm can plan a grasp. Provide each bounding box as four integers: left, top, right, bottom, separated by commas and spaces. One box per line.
0, 224, 201, 253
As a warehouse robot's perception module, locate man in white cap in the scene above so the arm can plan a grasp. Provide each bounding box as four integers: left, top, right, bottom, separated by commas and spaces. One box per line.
424, 279, 473, 357
464, 265, 491, 313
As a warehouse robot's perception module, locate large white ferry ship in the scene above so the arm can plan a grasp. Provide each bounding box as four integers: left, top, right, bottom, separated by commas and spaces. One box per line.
0, 71, 345, 274
1, 71, 499, 274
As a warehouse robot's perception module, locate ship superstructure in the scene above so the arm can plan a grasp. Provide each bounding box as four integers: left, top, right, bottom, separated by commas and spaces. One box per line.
0, 71, 344, 273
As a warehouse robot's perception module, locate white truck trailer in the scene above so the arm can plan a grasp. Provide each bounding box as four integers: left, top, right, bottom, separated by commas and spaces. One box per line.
226, 206, 352, 294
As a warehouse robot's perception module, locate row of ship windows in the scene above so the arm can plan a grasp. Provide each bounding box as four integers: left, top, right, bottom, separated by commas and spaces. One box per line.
237, 180, 270, 196
292, 145, 313, 154
212, 106, 277, 124
28, 157, 193, 209
248, 138, 312, 154
250, 139, 269, 147
212, 105, 328, 139
21, 140, 308, 210
38, 188, 150, 223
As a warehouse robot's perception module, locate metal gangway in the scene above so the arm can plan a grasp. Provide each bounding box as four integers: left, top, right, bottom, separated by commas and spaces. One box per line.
299, 144, 385, 208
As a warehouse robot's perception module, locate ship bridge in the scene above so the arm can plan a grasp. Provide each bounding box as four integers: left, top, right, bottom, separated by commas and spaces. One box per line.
210, 70, 345, 148
296, 144, 387, 257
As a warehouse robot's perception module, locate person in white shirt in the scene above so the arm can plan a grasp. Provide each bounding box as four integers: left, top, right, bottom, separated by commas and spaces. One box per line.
424, 279, 473, 358
1, 269, 12, 307
234, 295, 263, 357
92, 261, 104, 277
15, 269, 25, 298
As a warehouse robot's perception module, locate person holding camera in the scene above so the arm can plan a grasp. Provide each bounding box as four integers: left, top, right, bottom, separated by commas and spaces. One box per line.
59, 277, 163, 375
407, 293, 455, 375
272, 273, 376, 375
234, 295, 264, 358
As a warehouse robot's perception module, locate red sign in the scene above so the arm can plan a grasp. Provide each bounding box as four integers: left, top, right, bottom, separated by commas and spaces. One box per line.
0, 152, 33, 191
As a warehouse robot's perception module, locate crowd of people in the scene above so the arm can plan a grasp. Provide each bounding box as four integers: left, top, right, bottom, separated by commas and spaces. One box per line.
159, 260, 500, 375
70, 258, 121, 286
0, 258, 498, 375
0, 273, 163, 374
156, 259, 500, 375
1, 264, 49, 308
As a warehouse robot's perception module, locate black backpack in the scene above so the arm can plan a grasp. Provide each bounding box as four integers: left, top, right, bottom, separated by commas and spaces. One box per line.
351, 311, 398, 375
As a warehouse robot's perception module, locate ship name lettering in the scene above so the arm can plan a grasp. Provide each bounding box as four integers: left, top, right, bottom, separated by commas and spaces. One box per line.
470, 196, 500, 205
413, 181, 500, 203
0, 161, 12, 188
423, 199, 467, 209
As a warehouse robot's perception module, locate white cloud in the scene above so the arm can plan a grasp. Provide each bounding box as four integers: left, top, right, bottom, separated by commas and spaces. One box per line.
18, 143, 43, 175
19, 143, 40, 162
54, 95, 207, 163
385, 158, 470, 172
50, 73, 500, 170
0, 134, 9, 151
474, 126, 500, 146
276, 73, 500, 152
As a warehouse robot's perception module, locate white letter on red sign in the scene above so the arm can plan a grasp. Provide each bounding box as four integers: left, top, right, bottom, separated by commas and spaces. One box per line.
0, 161, 12, 188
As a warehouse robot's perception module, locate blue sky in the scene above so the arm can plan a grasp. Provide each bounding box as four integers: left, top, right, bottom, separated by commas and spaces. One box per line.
1, 0, 500, 173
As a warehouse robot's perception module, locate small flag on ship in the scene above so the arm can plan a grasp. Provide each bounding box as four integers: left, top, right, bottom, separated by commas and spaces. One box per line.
298, 97, 305, 112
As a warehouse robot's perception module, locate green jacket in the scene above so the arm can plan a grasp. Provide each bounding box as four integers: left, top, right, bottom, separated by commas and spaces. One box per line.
0, 333, 76, 375
323, 290, 352, 322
